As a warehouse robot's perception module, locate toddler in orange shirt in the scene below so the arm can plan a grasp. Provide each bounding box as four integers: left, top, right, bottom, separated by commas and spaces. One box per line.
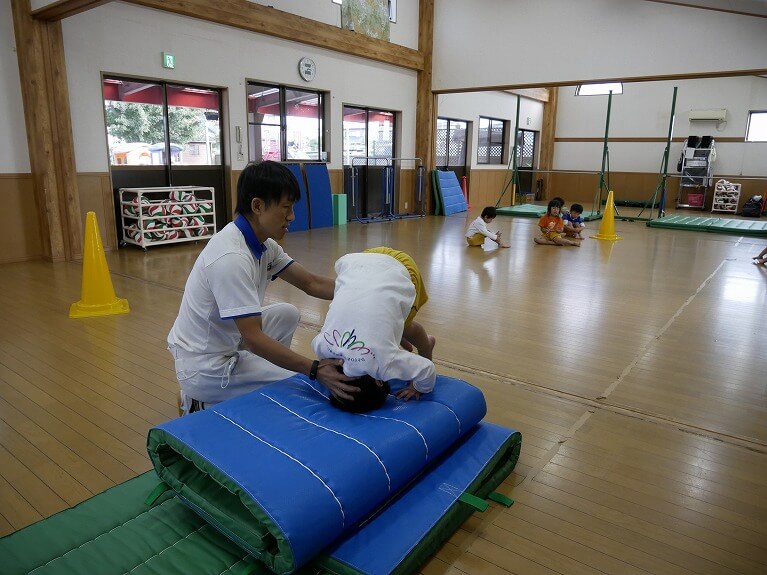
534, 200, 580, 246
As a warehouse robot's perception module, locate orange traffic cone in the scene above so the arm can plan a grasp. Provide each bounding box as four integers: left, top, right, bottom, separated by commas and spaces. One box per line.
591, 190, 623, 241
69, 212, 130, 318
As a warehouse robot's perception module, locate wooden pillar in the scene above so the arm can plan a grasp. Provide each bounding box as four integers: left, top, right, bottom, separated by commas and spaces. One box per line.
415, 0, 435, 214
539, 86, 558, 201
12, 0, 81, 262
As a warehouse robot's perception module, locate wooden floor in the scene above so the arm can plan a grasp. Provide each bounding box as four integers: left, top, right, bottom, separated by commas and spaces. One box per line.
1, 207, 766, 574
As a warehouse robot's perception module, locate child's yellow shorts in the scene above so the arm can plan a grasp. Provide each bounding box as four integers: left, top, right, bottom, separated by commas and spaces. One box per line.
363, 246, 428, 326
543, 231, 564, 241
466, 233, 485, 246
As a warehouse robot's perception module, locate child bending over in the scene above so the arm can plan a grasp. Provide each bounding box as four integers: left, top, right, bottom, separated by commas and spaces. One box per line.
563, 203, 586, 239
534, 200, 580, 246
465, 206, 510, 248
312, 247, 436, 409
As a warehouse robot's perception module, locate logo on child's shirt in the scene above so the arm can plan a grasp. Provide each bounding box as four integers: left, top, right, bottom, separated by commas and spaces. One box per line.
323, 328, 374, 358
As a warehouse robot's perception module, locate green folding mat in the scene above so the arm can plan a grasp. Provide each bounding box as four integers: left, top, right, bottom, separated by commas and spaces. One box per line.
648, 215, 767, 236
1, 433, 522, 575
430, 170, 443, 215
496, 204, 603, 221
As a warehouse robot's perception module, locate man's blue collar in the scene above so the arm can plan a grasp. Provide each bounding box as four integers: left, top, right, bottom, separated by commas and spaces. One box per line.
234, 214, 266, 260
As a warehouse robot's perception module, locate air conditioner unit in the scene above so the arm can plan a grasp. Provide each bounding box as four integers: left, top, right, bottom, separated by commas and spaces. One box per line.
688, 108, 727, 122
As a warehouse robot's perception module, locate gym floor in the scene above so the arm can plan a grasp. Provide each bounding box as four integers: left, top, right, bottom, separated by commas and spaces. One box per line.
1, 206, 766, 574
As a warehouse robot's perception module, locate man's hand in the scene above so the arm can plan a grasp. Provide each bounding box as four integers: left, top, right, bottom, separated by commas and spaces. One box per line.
395, 382, 421, 401
316, 358, 360, 401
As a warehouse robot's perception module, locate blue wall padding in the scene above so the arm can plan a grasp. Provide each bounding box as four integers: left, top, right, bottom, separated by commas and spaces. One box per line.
304, 163, 334, 228
282, 163, 310, 232
435, 170, 468, 215
323, 422, 518, 574
148, 374, 486, 573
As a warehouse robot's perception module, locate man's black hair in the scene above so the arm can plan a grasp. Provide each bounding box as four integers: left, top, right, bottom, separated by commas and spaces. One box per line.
330, 374, 390, 413
570, 203, 584, 213
480, 206, 497, 219
235, 161, 301, 215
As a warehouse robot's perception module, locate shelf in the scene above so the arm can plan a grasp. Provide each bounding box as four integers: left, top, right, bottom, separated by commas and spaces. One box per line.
711, 180, 740, 214
119, 186, 216, 249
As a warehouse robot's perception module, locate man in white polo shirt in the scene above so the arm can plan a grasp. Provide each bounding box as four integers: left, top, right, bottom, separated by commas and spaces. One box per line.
168, 161, 358, 414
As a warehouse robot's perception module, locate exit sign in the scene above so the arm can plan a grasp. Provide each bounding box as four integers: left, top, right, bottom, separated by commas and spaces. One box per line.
162, 52, 175, 69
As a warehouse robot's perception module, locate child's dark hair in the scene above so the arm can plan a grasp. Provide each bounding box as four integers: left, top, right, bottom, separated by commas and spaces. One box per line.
547, 199, 561, 214
551, 196, 565, 208
330, 374, 390, 413
570, 203, 584, 214
236, 161, 301, 215
480, 206, 497, 219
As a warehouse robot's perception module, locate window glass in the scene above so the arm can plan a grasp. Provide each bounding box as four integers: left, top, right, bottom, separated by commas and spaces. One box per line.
436, 117, 468, 169
247, 83, 324, 162
478, 116, 505, 165
342, 106, 395, 165
103, 79, 165, 166
746, 111, 767, 142
167, 85, 220, 165
576, 82, 623, 96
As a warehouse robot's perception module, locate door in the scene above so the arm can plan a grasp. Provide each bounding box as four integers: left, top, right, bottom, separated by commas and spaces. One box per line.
103, 77, 226, 243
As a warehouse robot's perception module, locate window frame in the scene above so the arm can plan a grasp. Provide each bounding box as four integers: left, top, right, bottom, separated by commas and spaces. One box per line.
746, 110, 767, 142
246, 81, 326, 162
436, 116, 469, 170
477, 116, 506, 165
575, 82, 624, 96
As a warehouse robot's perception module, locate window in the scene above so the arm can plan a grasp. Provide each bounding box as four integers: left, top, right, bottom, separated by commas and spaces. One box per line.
576, 82, 623, 96
436, 118, 468, 169
478, 117, 505, 165
746, 111, 767, 142
342, 106, 395, 165
247, 82, 325, 162
103, 78, 221, 166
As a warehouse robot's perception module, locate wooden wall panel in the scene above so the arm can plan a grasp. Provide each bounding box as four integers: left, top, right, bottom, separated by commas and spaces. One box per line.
0, 174, 43, 263
76, 173, 116, 251
327, 168, 343, 196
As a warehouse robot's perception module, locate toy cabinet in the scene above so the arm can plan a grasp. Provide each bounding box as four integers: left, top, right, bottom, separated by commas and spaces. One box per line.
711, 180, 741, 214
119, 186, 216, 248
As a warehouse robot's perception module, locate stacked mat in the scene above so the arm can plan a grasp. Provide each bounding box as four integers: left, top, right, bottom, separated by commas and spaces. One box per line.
2, 374, 522, 575
431, 170, 468, 216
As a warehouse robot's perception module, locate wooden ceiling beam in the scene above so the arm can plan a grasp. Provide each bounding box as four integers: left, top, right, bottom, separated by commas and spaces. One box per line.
123, 0, 425, 71
32, 0, 112, 21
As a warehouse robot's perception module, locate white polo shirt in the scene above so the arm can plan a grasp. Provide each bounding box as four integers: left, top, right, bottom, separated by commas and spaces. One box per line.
168, 216, 293, 356
311, 252, 436, 393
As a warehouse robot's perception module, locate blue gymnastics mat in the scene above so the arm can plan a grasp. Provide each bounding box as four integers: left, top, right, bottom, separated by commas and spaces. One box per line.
304, 163, 334, 228
433, 170, 467, 216
282, 163, 310, 232
2, 375, 521, 575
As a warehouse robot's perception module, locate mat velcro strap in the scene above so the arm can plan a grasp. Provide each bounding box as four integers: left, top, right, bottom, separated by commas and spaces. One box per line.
458, 492, 488, 512
488, 491, 514, 507
144, 482, 171, 506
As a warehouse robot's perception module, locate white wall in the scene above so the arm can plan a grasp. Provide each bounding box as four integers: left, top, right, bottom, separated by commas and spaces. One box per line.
432, 0, 767, 92
62, 2, 418, 173
554, 76, 767, 177
438, 91, 544, 170
0, 0, 31, 173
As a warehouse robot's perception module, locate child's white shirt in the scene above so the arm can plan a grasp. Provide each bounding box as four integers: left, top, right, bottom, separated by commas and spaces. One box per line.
465, 216, 497, 239
311, 253, 436, 393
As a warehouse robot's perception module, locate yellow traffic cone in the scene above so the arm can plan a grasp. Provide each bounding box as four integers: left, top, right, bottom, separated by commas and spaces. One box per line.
69, 212, 130, 318
591, 190, 623, 241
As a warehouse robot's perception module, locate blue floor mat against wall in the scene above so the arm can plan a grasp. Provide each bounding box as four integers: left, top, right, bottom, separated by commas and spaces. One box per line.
2, 375, 522, 575
304, 163, 334, 228
282, 163, 310, 232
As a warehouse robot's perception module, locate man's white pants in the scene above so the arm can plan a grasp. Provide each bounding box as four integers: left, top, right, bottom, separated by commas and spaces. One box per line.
170, 303, 299, 414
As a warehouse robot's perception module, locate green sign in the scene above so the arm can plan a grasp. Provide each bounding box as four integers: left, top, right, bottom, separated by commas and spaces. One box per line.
162, 52, 175, 69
